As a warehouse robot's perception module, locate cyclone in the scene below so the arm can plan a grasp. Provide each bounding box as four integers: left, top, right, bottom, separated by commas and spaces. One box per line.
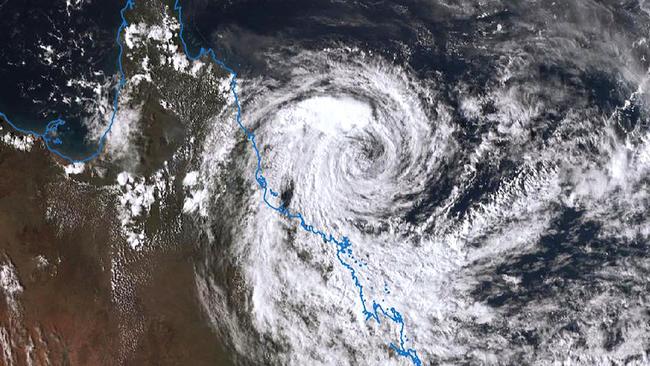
249, 50, 452, 228
186, 0, 650, 365
234, 51, 455, 364
196, 49, 453, 365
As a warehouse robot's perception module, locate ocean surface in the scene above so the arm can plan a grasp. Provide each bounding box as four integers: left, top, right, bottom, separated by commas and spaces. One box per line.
0, 0, 123, 159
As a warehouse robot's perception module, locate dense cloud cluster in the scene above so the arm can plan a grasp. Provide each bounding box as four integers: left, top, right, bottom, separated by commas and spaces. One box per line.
187, 0, 650, 364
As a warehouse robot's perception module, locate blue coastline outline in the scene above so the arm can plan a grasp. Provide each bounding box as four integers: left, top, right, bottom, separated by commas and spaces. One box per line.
173, 2, 422, 364
0, 0, 422, 364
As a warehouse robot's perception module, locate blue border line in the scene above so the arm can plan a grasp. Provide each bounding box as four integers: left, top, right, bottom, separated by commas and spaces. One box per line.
0, 0, 134, 163
173, 2, 422, 364
1, 0, 422, 363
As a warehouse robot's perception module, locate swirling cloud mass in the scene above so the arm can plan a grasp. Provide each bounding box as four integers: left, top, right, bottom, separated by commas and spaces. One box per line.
188, 0, 650, 362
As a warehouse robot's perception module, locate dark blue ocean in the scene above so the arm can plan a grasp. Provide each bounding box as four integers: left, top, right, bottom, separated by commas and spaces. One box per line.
0, 0, 123, 159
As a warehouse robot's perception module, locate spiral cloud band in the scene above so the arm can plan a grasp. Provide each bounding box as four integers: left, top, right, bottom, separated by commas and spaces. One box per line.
192, 3, 650, 363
